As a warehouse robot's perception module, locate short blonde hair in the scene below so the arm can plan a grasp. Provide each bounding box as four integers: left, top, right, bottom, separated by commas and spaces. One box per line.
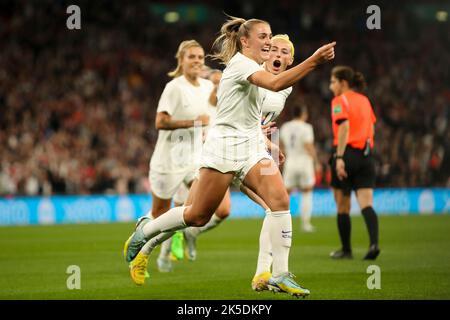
271, 34, 295, 58
168, 40, 203, 78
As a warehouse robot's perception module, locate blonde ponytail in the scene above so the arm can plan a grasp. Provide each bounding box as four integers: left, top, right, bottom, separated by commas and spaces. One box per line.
210, 15, 269, 65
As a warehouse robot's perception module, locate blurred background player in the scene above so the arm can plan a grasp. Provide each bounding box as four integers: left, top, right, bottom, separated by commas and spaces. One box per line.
172, 69, 233, 262
328, 65, 380, 260
279, 105, 320, 232
132, 40, 213, 277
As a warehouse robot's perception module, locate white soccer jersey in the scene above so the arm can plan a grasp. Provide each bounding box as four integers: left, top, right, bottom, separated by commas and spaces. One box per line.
280, 120, 314, 163
201, 52, 271, 173
204, 104, 217, 135
211, 52, 264, 144
261, 86, 292, 125
150, 75, 214, 174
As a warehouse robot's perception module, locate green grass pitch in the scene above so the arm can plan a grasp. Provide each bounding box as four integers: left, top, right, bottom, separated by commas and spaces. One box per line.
0, 215, 449, 300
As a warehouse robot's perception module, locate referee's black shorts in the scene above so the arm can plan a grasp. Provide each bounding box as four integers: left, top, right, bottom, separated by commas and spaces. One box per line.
329, 146, 376, 193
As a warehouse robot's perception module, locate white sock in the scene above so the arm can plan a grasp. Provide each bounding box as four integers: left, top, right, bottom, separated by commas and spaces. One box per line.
269, 210, 292, 278
140, 231, 175, 255
188, 213, 223, 237
301, 191, 313, 226
142, 206, 187, 240
255, 209, 273, 276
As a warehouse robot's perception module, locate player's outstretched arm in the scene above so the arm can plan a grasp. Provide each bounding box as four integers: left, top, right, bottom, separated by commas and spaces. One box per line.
249, 42, 336, 92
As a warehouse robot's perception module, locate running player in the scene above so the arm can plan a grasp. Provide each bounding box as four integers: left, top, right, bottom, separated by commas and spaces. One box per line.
328, 65, 380, 260
141, 40, 213, 273
174, 69, 232, 262
182, 35, 295, 263
279, 105, 319, 232
124, 16, 335, 296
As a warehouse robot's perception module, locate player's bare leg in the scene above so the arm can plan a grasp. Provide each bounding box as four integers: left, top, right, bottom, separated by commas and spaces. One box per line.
183, 180, 231, 261
124, 168, 232, 263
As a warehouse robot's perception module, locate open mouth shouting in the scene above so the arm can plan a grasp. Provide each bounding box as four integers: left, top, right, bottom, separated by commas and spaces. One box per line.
273, 60, 281, 68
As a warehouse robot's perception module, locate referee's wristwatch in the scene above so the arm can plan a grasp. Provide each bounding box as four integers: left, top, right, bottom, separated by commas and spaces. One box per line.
336, 155, 344, 160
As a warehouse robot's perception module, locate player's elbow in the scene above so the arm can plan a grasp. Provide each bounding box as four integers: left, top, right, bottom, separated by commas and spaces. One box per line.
155, 113, 169, 130
155, 120, 163, 130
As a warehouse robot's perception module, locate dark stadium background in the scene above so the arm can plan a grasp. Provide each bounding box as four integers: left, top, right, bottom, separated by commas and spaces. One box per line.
0, 0, 450, 302
1, 0, 449, 197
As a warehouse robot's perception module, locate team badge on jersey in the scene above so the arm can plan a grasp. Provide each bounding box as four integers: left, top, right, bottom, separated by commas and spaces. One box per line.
333, 105, 342, 114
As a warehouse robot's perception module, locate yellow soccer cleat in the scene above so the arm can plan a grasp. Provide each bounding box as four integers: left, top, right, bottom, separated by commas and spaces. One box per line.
129, 252, 149, 286
251, 271, 272, 292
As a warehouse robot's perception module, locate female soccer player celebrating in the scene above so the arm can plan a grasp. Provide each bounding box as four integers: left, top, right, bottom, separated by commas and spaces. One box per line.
124, 16, 335, 296
181, 34, 296, 263
145, 40, 212, 271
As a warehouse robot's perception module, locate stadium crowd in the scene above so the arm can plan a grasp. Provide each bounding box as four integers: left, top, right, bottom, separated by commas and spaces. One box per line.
1, 0, 449, 196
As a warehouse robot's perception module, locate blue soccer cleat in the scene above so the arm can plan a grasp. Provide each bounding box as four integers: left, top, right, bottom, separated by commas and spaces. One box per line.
123, 217, 150, 263
267, 272, 310, 298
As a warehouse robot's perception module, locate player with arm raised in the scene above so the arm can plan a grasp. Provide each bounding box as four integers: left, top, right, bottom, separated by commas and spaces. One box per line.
124, 16, 335, 296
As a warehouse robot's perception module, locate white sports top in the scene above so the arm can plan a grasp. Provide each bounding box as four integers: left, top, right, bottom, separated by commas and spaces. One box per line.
150, 75, 213, 173
280, 120, 314, 162
261, 86, 292, 125
211, 52, 265, 144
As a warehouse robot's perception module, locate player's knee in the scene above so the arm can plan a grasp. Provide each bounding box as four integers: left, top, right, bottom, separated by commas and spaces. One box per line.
187, 214, 211, 227
215, 206, 230, 219
337, 203, 351, 213
270, 191, 290, 210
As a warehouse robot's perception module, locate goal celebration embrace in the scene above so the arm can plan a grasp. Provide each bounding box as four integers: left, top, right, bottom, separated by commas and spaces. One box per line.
123, 14, 336, 297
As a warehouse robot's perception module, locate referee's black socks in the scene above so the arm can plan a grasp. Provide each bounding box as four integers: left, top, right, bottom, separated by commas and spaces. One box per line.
361, 206, 379, 246
337, 213, 352, 252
